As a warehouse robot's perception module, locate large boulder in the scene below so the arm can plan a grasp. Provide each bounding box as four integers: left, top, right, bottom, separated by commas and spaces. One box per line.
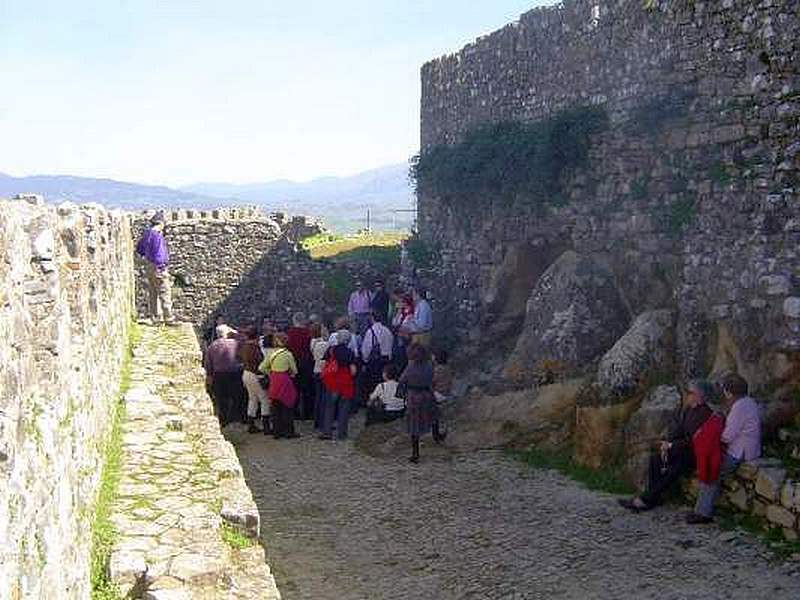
504, 251, 629, 382
623, 385, 681, 487
482, 241, 567, 339
596, 310, 676, 402
448, 378, 587, 451
574, 393, 640, 470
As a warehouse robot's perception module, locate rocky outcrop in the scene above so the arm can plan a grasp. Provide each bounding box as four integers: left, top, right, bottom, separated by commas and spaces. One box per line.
504, 251, 629, 382
596, 310, 675, 401
622, 385, 681, 488
450, 378, 586, 451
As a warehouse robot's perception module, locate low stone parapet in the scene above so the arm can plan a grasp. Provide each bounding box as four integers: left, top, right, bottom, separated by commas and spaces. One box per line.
686, 457, 800, 541
108, 323, 280, 598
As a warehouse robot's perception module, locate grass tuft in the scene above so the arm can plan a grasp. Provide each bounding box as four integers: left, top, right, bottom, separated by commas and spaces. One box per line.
90, 320, 138, 600
512, 445, 634, 495
221, 523, 255, 550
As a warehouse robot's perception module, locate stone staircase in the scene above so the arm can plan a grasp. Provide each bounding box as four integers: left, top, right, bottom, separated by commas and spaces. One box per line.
107, 324, 280, 599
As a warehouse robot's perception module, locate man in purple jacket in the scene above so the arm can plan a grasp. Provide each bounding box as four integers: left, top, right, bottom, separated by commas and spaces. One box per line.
136, 211, 174, 324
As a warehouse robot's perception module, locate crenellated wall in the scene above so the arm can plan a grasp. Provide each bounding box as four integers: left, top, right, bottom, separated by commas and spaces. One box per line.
0, 197, 135, 599
417, 0, 799, 393
132, 207, 388, 335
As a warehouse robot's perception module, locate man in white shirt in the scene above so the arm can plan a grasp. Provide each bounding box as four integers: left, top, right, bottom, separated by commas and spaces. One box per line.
360, 312, 394, 402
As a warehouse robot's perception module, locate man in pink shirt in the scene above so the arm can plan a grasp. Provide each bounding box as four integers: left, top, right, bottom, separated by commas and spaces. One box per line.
347, 281, 373, 335
688, 373, 761, 524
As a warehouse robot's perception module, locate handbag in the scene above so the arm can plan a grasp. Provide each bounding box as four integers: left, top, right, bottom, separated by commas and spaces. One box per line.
395, 381, 407, 400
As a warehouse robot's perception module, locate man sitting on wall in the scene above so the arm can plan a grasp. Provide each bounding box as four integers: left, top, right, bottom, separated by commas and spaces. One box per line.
618, 379, 715, 512
135, 211, 174, 325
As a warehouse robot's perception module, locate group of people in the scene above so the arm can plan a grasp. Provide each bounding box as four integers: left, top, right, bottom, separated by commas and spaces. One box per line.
202, 281, 451, 463
618, 373, 762, 524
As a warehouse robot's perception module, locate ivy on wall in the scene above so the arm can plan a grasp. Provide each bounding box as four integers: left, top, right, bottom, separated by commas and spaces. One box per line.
410, 106, 608, 208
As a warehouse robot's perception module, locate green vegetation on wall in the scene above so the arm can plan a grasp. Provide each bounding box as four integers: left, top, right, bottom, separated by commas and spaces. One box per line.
410, 106, 608, 208
90, 321, 140, 600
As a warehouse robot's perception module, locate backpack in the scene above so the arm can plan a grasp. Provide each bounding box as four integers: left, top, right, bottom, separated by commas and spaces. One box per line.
365, 327, 382, 365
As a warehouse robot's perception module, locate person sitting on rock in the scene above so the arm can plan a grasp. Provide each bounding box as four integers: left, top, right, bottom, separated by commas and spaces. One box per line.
618, 379, 715, 512
686, 373, 761, 524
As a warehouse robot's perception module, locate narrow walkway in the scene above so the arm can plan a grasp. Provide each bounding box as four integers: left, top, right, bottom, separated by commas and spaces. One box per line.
232, 418, 800, 600
108, 324, 280, 599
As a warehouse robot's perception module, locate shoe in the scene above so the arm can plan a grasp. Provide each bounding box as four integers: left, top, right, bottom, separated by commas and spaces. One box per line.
685, 512, 713, 525
617, 498, 645, 513
408, 455, 419, 464
318, 434, 332, 440
286, 432, 300, 439
247, 422, 260, 434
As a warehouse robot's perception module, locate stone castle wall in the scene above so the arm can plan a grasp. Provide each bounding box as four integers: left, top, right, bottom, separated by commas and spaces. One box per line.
133, 207, 387, 335
418, 0, 799, 391
0, 198, 135, 599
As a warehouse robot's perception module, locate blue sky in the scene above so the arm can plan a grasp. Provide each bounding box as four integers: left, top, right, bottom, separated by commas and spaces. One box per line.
0, 1, 551, 186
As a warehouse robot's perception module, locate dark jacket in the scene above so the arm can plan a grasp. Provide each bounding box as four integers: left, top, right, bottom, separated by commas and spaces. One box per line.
668, 404, 712, 455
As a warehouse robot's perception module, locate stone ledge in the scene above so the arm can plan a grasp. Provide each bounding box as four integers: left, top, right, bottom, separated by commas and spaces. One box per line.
686, 457, 800, 541
108, 324, 280, 599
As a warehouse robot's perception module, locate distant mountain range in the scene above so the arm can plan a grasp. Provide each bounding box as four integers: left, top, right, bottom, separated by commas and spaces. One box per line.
0, 164, 416, 233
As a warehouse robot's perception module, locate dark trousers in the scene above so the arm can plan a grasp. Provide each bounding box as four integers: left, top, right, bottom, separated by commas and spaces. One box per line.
297, 359, 315, 420
271, 400, 296, 438
212, 371, 246, 427
313, 375, 325, 430
365, 405, 405, 426
641, 448, 693, 507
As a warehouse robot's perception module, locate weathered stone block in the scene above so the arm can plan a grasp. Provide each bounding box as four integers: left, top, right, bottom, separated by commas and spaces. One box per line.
596, 311, 675, 401
766, 504, 796, 530
784, 297, 800, 319
727, 487, 750, 512
752, 499, 768, 518
109, 550, 147, 596
780, 480, 796, 509
737, 458, 782, 481
756, 467, 787, 502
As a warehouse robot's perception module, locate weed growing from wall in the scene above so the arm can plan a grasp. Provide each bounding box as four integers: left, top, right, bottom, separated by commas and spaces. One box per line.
667, 196, 697, 236
90, 321, 140, 600
410, 106, 608, 209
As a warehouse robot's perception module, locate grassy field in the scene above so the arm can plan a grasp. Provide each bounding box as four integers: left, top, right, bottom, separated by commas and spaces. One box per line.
302, 231, 407, 260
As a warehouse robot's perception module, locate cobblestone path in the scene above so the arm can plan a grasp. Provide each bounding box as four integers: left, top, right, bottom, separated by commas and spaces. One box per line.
232, 418, 800, 600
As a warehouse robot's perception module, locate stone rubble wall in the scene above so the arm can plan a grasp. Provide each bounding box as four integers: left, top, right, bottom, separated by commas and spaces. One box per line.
417, 0, 799, 534
686, 458, 800, 541
133, 207, 388, 334
0, 197, 135, 599
419, 0, 799, 376
418, 1, 798, 394
109, 324, 279, 599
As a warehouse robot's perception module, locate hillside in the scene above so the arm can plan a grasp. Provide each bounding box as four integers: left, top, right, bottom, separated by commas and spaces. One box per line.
0, 163, 415, 233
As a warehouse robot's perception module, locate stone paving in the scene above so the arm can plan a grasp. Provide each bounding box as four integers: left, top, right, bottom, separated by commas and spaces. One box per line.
232, 416, 800, 600
108, 324, 280, 599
